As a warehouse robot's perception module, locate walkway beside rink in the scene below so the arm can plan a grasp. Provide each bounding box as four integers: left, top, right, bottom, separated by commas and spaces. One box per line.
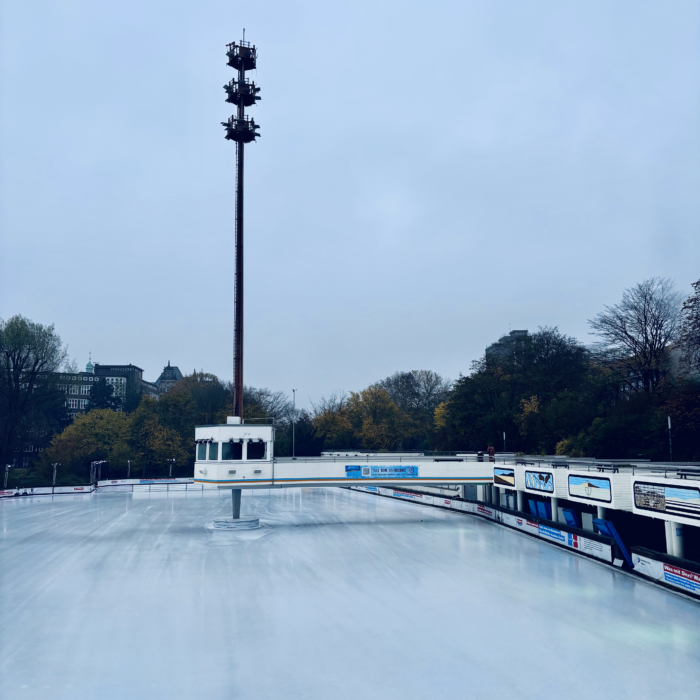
1, 487, 699, 700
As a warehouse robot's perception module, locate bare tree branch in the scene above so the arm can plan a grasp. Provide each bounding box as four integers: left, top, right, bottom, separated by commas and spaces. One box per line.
588, 277, 682, 392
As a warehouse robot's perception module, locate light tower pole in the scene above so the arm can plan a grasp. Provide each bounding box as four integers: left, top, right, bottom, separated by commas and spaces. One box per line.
223, 34, 261, 420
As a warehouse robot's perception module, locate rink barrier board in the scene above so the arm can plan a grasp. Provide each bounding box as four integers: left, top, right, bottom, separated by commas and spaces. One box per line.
1, 481, 217, 497
631, 547, 700, 598
348, 485, 615, 563
1, 485, 96, 497
350, 485, 700, 601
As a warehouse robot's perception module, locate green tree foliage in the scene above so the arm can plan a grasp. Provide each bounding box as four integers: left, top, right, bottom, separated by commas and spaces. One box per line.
439, 327, 609, 454
129, 396, 189, 477
37, 410, 132, 483
15, 275, 700, 484
86, 378, 121, 411
377, 370, 451, 449
311, 393, 355, 451
0, 315, 68, 466
347, 386, 405, 451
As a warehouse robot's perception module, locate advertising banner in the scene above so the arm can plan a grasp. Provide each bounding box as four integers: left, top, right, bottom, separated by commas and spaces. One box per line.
577, 537, 612, 561
633, 480, 700, 524
632, 554, 700, 596
53, 485, 94, 494
0, 489, 17, 498
538, 523, 567, 544
346, 465, 420, 479
493, 467, 515, 487
503, 514, 540, 537
524, 470, 554, 493
536, 523, 611, 561
475, 504, 496, 519
568, 475, 611, 503
390, 490, 436, 506
99, 479, 194, 487
392, 490, 420, 500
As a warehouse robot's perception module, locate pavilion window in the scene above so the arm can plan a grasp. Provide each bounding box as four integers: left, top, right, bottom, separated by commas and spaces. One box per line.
222, 442, 243, 460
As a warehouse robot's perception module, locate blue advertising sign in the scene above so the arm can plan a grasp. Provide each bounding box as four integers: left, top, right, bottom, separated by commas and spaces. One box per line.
538, 524, 567, 544
345, 465, 419, 479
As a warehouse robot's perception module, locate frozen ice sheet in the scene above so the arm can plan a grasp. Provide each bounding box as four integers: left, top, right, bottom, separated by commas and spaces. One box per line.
1, 488, 699, 700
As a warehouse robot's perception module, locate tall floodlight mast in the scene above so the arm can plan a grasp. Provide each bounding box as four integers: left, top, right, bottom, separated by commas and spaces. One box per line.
222, 35, 261, 419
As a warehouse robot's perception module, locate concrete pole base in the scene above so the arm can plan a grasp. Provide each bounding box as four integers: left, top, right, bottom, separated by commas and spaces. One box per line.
213, 516, 260, 530
232, 488, 242, 519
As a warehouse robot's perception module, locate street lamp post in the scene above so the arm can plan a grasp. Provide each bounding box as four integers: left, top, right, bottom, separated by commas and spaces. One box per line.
668, 416, 673, 462
4, 464, 11, 490
292, 389, 297, 459
167, 458, 176, 478
52, 463, 59, 486
127, 459, 131, 479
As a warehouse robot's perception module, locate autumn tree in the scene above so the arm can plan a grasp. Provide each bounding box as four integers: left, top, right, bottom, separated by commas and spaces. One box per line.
129, 396, 189, 477
37, 409, 132, 483
311, 393, 354, 450
347, 386, 405, 451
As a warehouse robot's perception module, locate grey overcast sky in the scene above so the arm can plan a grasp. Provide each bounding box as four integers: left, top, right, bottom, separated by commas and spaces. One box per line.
1, 0, 699, 407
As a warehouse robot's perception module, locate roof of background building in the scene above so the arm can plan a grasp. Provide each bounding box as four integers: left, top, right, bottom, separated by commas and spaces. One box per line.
155, 361, 184, 387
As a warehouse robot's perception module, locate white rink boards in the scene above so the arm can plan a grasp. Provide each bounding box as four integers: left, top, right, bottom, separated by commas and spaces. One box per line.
1, 488, 699, 700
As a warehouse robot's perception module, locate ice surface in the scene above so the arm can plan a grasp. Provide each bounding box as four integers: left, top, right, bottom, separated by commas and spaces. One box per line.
1, 488, 699, 700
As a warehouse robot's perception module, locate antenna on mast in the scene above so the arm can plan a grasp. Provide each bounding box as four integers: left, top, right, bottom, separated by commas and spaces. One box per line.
223, 34, 261, 419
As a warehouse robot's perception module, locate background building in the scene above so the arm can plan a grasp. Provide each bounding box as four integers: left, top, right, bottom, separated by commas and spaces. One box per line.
155, 362, 184, 394
485, 329, 529, 359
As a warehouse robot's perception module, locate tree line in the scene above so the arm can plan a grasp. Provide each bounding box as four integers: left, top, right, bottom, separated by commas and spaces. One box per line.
1, 276, 698, 486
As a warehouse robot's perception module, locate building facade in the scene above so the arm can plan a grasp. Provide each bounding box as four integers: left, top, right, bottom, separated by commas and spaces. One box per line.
155, 362, 184, 394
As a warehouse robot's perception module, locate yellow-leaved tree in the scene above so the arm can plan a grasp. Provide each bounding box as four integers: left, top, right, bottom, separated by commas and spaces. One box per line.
37, 409, 132, 483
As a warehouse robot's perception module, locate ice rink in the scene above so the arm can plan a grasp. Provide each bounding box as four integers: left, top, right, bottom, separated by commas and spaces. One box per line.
1, 487, 699, 700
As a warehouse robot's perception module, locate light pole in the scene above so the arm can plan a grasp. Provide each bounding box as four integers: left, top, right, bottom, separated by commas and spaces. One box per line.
292, 389, 297, 459
4, 464, 11, 490
167, 458, 176, 478
223, 35, 260, 420
92, 460, 106, 483
503, 432, 506, 454
668, 416, 673, 462
127, 459, 131, 479
52, 463, 59, 486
